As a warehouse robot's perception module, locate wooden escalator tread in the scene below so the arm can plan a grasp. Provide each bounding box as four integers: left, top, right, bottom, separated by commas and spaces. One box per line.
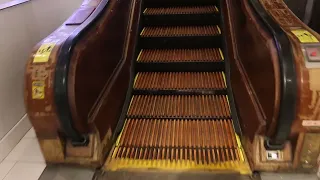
143, 6, 219, 15
134, 72, 226, 90
112, 119, 238, 161
106, 119, 250, 174
137, 48, 224, 63
127, 95, 230, 118
140, 25, 221, 37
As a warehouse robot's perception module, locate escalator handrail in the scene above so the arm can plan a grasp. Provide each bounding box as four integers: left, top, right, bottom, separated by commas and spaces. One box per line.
248, 0, 297, 150
54, 0, 110, 145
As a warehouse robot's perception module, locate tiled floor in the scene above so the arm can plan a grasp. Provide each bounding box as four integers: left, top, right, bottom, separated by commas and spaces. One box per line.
1, 128, 319, 180
0, 128, 46, 180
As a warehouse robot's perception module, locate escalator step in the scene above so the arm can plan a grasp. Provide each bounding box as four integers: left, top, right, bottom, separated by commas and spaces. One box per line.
143, 6, 219, 15
114, 119, 238, 160
127, 95, 230, 118
106, 119, 251, 174
134, 72, 226, 90
141, 25, 220, 37
137, 48, 224, 63
118, 119, 237, 149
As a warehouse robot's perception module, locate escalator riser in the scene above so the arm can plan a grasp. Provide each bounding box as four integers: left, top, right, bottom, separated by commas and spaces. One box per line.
137, 48, 224, 63
127, 95, 230, 118
134, 72, 226, 90
141, 25, 221, 37
143, 6, 219, 15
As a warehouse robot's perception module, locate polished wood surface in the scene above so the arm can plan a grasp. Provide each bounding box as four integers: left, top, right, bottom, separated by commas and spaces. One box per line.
25, 0, 320, 171
24, 0, 140, 165
224, 0, 320, 172
223, 0, 280, 141
259, 0, 320, 136
25, 0, 102, 138
68, 0, 134, 134
259, 0, 320, 171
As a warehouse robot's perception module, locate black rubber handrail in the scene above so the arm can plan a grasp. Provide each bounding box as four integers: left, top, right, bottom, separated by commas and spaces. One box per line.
54, 0, 110, 146
249, 0, 297, 150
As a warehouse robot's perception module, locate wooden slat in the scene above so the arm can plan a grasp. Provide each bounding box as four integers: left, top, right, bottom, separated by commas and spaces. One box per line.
144, 6, 219, 15
137, 48, 223, 62
134, 72, 226, 90
127, 95, 230, 118
141, 26, 220, 37
115, 119, 239, 163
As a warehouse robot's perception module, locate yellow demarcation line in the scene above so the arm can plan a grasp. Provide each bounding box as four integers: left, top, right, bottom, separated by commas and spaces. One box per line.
107, 158, 250, 173
133, 73, 139, 86
222, 72, 227, 87
126, 98, 134, 115
143, 8, 147, 14
136, 49, 143, 62
217, 26, 221, 35
106, 149, 251, 174
106, 123, 252, 175
219, 48, 224, 60
214, 6, 219, 13
140, 28, 146, 36
226, 96, 231, 111
115, 120, 128, 146
235, 135, 245, 162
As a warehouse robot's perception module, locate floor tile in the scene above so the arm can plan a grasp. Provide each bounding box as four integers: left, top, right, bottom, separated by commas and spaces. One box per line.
0, 114, 31, 162
261, 172, 318, 180
39, 165, 95, 180
5, 138, 44, 163
0, 161, 15, 180
3, 162, 46, 180
24, 128, 36, 138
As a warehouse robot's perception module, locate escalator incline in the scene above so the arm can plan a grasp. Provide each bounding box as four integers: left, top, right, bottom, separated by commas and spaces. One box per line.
104, 2, 251, 174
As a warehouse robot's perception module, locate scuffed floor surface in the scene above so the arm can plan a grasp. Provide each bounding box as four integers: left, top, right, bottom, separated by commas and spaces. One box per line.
38, 165, 319, 180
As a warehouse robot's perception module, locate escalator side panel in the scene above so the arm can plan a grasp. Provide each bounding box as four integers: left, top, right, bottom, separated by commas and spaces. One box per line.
258, 0, 320, 139
88, 0, 143, 140
24, 0, 105, 140
223, 0, 281, 141
258, 0, 320, 171
66, 0, 133, 134
25, 0, 143, 165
